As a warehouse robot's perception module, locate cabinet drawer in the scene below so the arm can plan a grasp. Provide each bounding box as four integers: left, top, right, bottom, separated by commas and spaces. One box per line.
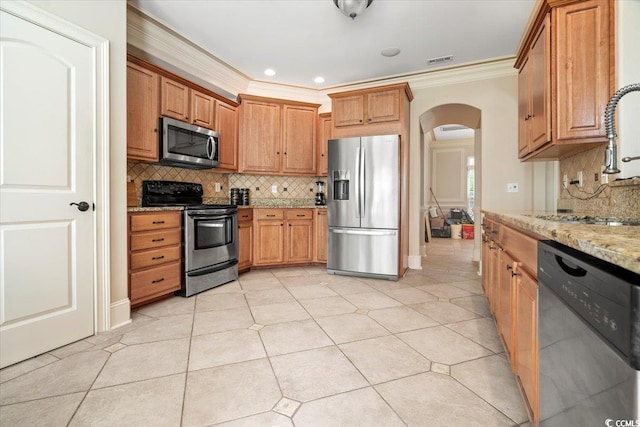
130, 261, 181, 302
130, 212, 181, 232
238, 209, 253, 222
130, 229, 181, 251
502, 225, 538, 276
286, 209, 313, 220
254, 209, 284, 220
130, 244, 181, 270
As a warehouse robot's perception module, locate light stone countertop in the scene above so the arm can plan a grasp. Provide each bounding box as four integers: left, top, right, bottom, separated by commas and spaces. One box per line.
483, 210, 640, 275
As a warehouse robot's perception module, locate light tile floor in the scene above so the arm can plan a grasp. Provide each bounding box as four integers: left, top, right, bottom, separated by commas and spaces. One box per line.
0, 238, 531, 426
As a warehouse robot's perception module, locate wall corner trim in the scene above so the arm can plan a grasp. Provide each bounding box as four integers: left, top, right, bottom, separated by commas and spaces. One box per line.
408, 255, 423, 270
109, 298, 131, 330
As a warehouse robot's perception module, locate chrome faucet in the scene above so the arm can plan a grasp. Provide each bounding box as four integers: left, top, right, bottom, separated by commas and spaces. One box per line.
603, 83, 640, 174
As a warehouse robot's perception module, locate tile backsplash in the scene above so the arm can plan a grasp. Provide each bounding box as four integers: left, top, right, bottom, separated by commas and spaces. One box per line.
127, 161, 326, 206
558, 146, 639, 217
127, 162, 229, 203
229, 174, 324, 203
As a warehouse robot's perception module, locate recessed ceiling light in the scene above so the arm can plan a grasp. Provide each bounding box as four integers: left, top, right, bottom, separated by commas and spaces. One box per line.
381, 47, 401, 57
264, 68, 276, 76
314, 76, 325, 84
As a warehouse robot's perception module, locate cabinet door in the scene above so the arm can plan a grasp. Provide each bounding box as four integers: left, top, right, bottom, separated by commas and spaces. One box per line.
241, 100, 281, 173
238, 220, 253, 271
286, 219, 314, 263
515, 267, 538, 422
333, 94, 364, 127
554, 0, 610, 141
314, 210, 327, 263
487, 244, 500, 315
282, 105, 317, 174
127, 62, 159, 162
498, 250, 515, 363
529, 15, 550, 151
254, 220, 284, 265
518, 57, 531, 158
190, 90, 215, 129
317, 114, 332, 176
367, 89, 400, 124
216, 101, 238, 171
160, 77, 189, 121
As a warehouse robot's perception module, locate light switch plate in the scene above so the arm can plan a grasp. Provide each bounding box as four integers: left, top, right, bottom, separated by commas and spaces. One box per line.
214, 182, 222, 192
271, 184, 278, 194
507, 183, 519, 193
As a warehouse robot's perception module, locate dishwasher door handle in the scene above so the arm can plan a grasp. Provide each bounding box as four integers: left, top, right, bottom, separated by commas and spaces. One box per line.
554, 255, 588, 277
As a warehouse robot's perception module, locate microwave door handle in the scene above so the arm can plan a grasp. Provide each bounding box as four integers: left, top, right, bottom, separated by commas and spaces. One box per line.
212, 137, 218, 161
206, 136, 214, 160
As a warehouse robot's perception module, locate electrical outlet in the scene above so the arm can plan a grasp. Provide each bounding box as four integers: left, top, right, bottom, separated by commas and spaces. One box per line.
563, 174, 569, 188
214, 182, 222, 192
507, 183, 519, 193
271, 184, 278, 194
594, 173, 599, 182
577, 171, 583, 188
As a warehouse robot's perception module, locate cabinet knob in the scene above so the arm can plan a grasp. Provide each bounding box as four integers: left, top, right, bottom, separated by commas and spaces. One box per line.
321, 154, 324, 157
359, 119, 363, 123
367, 118, 371, 122
153, 128, 158, 133
276, 151, 280, 155
506, 265, 512, 271
185, 116, 189, 120
284, 152, 287, 155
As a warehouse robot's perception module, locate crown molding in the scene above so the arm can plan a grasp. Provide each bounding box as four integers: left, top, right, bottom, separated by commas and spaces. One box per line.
127, 4, 249, 97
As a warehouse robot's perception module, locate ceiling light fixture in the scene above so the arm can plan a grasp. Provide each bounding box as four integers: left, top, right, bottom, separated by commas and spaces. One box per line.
314, 76, 325, 84
264, 68, 276, 76
333, 0, 373, 20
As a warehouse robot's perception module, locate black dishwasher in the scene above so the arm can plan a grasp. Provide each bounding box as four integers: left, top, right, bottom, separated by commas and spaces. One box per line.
537, 240, 640, 426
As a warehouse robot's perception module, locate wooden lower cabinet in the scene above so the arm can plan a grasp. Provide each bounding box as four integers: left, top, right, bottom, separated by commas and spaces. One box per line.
238, 209, 253, 272
254, 219, 285, 266
481, 214, 540, 423
515, 266, 539, 421
128, 211, 182, 307
314, 209, 327, 263
498, 250, 516, 362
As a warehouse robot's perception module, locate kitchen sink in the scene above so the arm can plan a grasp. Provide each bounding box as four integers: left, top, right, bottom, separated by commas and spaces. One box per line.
533, 214, 640, 226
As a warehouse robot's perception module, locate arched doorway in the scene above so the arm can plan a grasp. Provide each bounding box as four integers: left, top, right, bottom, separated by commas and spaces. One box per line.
419, 103, 482, 265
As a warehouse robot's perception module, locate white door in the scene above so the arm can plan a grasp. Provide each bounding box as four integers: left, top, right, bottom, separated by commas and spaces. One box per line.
0, 8, 95, 368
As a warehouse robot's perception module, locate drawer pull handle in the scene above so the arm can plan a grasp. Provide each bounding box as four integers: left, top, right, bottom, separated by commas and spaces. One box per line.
266, 214, 276, 217
296, 214, 305, 217
241, 215, 249, 218
152, 221, 165, 224
151, 278, 165, 284
152, 256, 165, 260
152, 238, 165, 242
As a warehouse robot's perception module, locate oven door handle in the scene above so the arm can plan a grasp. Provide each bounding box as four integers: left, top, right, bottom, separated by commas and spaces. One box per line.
187, 213, 233, 220
199, 223, 225, 228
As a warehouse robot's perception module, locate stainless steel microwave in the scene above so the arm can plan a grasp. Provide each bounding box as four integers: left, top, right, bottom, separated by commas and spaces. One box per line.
160, 117, 219, 169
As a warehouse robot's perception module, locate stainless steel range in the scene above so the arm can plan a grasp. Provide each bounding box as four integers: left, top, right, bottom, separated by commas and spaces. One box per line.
142, 180, 238, 297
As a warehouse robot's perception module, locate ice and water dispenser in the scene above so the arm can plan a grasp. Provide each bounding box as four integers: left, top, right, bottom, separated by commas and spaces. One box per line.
333, 170, 350, 200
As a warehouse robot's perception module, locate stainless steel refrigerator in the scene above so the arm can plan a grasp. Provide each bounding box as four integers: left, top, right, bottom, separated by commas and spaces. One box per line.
327, 135, 400, 280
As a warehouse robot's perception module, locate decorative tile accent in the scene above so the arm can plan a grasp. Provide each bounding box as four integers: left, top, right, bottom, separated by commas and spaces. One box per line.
558, 147, 640, 217
431, 362, 450, 375
103, 343, 126, 353
273, 397, 301, 417
249, 323, 265, 331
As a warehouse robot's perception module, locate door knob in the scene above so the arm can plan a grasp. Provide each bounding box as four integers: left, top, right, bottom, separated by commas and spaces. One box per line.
70, 201, 90, 212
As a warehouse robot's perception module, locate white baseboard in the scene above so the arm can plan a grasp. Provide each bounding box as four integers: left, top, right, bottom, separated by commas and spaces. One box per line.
408, 255, 423, 270
110, 298, 131, 330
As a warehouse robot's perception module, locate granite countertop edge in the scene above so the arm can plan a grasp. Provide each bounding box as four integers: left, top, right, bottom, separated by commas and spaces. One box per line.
482, 210, 640, 275
128, 205, 327, 212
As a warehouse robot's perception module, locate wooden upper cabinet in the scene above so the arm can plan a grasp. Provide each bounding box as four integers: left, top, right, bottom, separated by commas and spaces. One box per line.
161, 76, 216, 129
240, 98, 281, 173
160, 76, 189, 121
332, 94, 365, 127
554, 0, 611, 141
515, 0, 613, 160
215, 101, 239, 171
367, 89, 401, 124
317, 113, 332, 176
329, 83, 412, 138
190, 90, 216, 129
239, 94, 319, 175
127, 62, 160, 162
282, 105, 317, 174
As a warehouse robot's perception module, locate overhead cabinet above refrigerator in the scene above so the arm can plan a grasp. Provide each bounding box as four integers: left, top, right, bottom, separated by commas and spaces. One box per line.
327, 135, 400, 280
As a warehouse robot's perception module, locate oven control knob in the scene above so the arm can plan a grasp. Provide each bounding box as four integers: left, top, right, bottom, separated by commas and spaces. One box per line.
70, 201, 90, 212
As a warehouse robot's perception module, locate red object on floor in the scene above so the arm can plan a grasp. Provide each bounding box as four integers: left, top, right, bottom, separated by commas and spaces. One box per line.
462, 224, 474, 239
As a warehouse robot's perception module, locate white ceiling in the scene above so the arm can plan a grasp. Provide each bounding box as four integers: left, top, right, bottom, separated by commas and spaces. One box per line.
130, 0, 536, 89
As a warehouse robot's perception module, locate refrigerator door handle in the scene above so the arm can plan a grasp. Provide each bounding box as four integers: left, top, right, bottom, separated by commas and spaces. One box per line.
330, 229, 397, 236
354, 146, 361, 219
360, 146, 365, 218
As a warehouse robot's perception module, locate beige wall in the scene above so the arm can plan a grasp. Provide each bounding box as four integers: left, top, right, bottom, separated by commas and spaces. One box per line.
408, 75, 533, 260
29, 0, 128, 324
